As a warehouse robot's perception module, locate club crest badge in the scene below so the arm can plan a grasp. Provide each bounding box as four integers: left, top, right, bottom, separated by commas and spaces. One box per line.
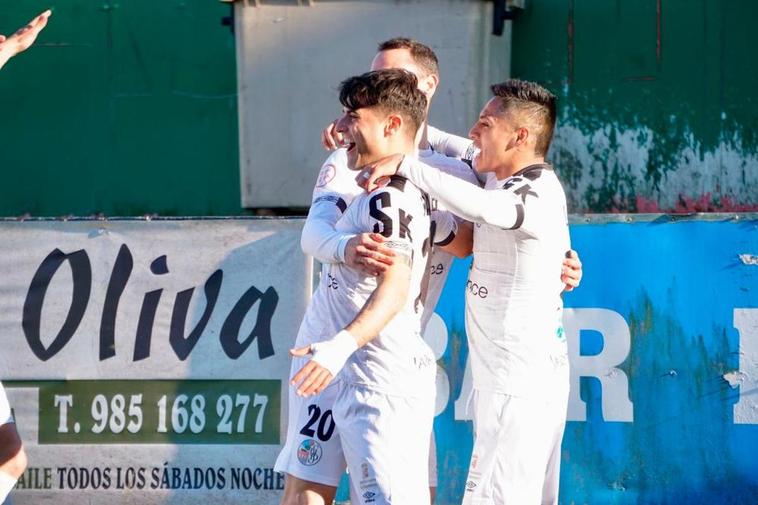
316, 164, 336, 187
297, 439, 323, 466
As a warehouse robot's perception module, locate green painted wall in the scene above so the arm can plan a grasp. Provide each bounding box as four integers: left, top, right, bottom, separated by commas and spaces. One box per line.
511, 0, 758, 212
0, 1, 239, 216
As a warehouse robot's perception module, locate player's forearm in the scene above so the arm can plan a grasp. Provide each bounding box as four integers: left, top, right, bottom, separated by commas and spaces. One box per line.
398, 158, 523, 229
301, 202, 354, 263
344, 264, 410, 347
0, 51, 12, 71
441, 221, 473, 258
427, 125, 476, 159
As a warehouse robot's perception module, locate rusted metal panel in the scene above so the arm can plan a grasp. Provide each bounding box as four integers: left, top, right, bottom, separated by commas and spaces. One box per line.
512, 0, 758, 213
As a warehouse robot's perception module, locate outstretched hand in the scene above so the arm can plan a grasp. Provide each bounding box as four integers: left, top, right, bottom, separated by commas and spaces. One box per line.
0, 10, 51, 70
355, 153, 405, 192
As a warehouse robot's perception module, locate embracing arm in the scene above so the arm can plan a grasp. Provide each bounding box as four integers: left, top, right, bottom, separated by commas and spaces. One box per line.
441, 221, 473, 258
427, 125, 476, 160
301, 198, 354, 263
398, 157, 524, 229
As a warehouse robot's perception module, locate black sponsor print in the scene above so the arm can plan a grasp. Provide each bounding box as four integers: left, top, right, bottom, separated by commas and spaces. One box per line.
466, 280, 489, 299
22, 244, 278, 362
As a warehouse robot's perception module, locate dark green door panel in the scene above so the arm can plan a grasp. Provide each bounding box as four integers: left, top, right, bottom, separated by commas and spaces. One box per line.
511, 0, 758, 212
0, 1, 239, 216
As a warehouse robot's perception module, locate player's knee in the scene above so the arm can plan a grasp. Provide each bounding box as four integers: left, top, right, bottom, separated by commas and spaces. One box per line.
295, 489, 331, 505
280, 491, 326, 505
280, 478, 332, 505
2, 445, 27, 480
0, 424, 26, 479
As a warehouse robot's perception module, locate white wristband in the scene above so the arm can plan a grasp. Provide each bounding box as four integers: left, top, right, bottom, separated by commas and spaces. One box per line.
310, 330, 359, 377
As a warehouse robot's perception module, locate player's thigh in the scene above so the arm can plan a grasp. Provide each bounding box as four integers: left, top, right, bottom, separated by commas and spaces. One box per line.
464, 392, 550, 504
0, 422, 25, 477
334, 384, 433, 505
541, 391, 570, 505
428, 430, 438, 490
280, 473, 337, 505
275, 378, 345, 487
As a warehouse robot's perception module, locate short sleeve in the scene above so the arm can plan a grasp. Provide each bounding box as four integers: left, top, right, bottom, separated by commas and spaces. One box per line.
311, 148, 363, 208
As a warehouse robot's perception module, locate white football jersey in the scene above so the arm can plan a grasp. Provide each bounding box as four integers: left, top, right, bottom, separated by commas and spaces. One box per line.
298, 147, 466, 347
467, 164, 570, 399
417, 148, 479, 328
326, 176, 435, 397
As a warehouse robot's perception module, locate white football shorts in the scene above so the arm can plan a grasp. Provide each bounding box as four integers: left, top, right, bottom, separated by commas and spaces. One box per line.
274, 357, 345, 486
462, 389, 568, 505
0, 382, 13, 425
333, 382, 435, 505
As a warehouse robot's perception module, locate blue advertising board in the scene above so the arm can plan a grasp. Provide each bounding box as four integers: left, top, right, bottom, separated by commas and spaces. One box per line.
425, 215, 758, 504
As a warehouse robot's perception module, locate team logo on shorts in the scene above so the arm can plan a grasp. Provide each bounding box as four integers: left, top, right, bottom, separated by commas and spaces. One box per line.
465, 480, 477, 491
297, 439, 323, 466
316, 164, 336, 187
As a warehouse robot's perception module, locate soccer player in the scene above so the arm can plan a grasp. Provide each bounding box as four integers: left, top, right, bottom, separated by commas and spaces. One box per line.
277, 68, 439, 505
277, 39, 473, 505
0, 391, 26, 504
361, 79, 572, 504
0, 10, 49, 503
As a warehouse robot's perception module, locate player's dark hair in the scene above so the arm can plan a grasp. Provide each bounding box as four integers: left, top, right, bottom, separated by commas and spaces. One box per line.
490, 79, 557, 156
377, 37, 439, 77
339, 69, 428, 135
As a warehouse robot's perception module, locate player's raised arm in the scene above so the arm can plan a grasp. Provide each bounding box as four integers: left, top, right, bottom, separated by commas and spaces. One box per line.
0, 10, 51, 71
427, 125, 477, 160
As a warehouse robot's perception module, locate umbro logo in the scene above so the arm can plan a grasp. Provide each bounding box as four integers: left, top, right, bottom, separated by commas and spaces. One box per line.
362, 490, 376, 502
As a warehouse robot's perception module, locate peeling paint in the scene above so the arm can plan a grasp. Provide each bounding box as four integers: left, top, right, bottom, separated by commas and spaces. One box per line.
552, 122, 758, 213
723, 371, 747, 388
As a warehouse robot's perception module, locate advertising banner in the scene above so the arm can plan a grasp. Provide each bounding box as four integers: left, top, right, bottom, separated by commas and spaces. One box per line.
430, 215, 758, 504
2, 216, 757, 504
0, 219, 310, 504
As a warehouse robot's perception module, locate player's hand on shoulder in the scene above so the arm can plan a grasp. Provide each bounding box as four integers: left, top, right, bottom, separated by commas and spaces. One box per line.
562, 249, 583, 292
321, 118, 344, 150
345, 233, 396, 276
357, 153, 405, 192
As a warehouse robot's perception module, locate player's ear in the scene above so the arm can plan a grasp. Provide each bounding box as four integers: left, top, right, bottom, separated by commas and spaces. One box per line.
422, 73, 439, 100
515, 126, 529, 147
385, 114, 402, 137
